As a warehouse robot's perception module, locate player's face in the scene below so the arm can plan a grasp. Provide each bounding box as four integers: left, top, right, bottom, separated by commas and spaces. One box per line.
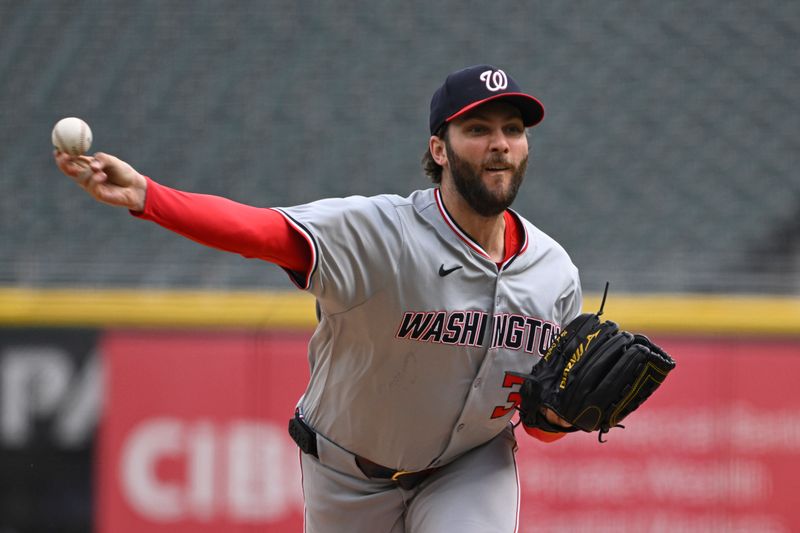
445, 102, 529, 217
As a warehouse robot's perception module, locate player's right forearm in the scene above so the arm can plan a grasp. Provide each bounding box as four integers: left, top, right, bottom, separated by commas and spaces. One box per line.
132, 177, 312, 272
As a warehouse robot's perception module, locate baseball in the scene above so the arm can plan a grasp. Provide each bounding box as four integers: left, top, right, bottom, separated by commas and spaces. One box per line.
52, 117, 92, 156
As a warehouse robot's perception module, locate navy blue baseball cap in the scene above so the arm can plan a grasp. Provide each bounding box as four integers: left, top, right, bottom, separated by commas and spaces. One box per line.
429, 65, 545, 135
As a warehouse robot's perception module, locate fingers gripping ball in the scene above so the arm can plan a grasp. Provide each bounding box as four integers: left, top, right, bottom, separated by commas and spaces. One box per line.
514, 291, 676, 442
52, 117, 92, 156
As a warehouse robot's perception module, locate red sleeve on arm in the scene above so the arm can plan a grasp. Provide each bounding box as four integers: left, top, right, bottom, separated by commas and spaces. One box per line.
522, 424, 568, 443
131, 177, 312, 273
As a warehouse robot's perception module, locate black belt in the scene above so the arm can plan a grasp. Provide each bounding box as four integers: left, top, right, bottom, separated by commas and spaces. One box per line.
288, 411, 439, 490
353, 455, 439, 490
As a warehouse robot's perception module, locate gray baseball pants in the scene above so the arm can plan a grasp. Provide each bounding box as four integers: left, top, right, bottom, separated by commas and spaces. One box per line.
299, 425, 520, 533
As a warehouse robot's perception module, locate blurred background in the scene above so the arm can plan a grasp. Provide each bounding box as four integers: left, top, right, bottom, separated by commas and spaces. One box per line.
1, 0, 798, 293
0, 0, 798, 532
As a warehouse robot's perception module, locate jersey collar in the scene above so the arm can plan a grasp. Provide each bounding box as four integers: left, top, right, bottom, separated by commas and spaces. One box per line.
433, 188, 528, 270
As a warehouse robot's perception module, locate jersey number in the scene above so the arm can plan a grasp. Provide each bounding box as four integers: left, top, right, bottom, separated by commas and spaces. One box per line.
491, 372, 525, 419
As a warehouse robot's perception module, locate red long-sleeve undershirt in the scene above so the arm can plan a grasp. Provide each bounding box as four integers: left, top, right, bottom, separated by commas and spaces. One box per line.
132, 177, 312, 272
132, 177, 565, 443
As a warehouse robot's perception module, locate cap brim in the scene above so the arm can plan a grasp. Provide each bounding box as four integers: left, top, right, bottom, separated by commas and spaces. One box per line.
446, 92, 545, 127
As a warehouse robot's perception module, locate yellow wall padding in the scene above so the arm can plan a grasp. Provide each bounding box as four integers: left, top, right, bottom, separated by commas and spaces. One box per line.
0, 288, 798, 335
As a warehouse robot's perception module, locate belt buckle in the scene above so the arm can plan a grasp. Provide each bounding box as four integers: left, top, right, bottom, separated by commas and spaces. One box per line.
390, 469, 412, 481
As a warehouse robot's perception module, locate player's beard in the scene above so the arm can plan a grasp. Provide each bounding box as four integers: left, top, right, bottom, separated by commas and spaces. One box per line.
446, 142, 527, 217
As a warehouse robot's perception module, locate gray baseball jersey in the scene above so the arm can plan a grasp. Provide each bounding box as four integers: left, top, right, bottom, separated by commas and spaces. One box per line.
277, 187, 582, 472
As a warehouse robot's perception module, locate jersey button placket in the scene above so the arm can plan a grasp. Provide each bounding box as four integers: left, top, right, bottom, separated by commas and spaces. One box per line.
492, 274, 503, 311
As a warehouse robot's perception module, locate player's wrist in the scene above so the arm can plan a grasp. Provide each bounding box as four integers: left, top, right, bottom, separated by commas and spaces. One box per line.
128, 175, 151, 214
132, 174, 148, 212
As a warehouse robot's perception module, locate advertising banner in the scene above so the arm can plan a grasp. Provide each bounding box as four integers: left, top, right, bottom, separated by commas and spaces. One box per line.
0, 328, 100, 533
96, 330, 310, 533
3, 328, 799, 532
517, 338, 800, 533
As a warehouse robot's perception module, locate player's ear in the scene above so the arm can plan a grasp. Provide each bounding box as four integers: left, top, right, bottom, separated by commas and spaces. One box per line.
429, 135, 447, 166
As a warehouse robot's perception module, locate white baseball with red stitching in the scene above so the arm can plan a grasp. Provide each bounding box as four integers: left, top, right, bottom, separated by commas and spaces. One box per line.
52, 117, 93, 156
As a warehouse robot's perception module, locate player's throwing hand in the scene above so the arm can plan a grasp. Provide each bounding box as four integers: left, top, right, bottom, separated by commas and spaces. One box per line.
54, 151, 147, 212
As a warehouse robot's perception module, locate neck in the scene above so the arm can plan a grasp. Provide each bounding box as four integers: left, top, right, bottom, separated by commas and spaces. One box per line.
440, 180, 506, 262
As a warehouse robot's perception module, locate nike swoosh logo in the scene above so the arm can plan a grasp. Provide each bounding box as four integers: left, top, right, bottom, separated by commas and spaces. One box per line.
438, 264, 463, 277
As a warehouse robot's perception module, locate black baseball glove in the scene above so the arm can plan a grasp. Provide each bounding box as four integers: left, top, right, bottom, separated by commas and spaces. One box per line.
514, 291, 676, 442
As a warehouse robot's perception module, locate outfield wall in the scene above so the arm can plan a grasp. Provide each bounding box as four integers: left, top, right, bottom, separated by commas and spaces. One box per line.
1, 289, 798, 532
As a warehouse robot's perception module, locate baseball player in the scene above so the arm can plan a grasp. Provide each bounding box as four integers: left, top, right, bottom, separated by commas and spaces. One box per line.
55, 65, 581, 532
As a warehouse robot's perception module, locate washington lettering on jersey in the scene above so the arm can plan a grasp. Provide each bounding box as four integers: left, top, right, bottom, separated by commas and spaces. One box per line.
395, 311, 559, 356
